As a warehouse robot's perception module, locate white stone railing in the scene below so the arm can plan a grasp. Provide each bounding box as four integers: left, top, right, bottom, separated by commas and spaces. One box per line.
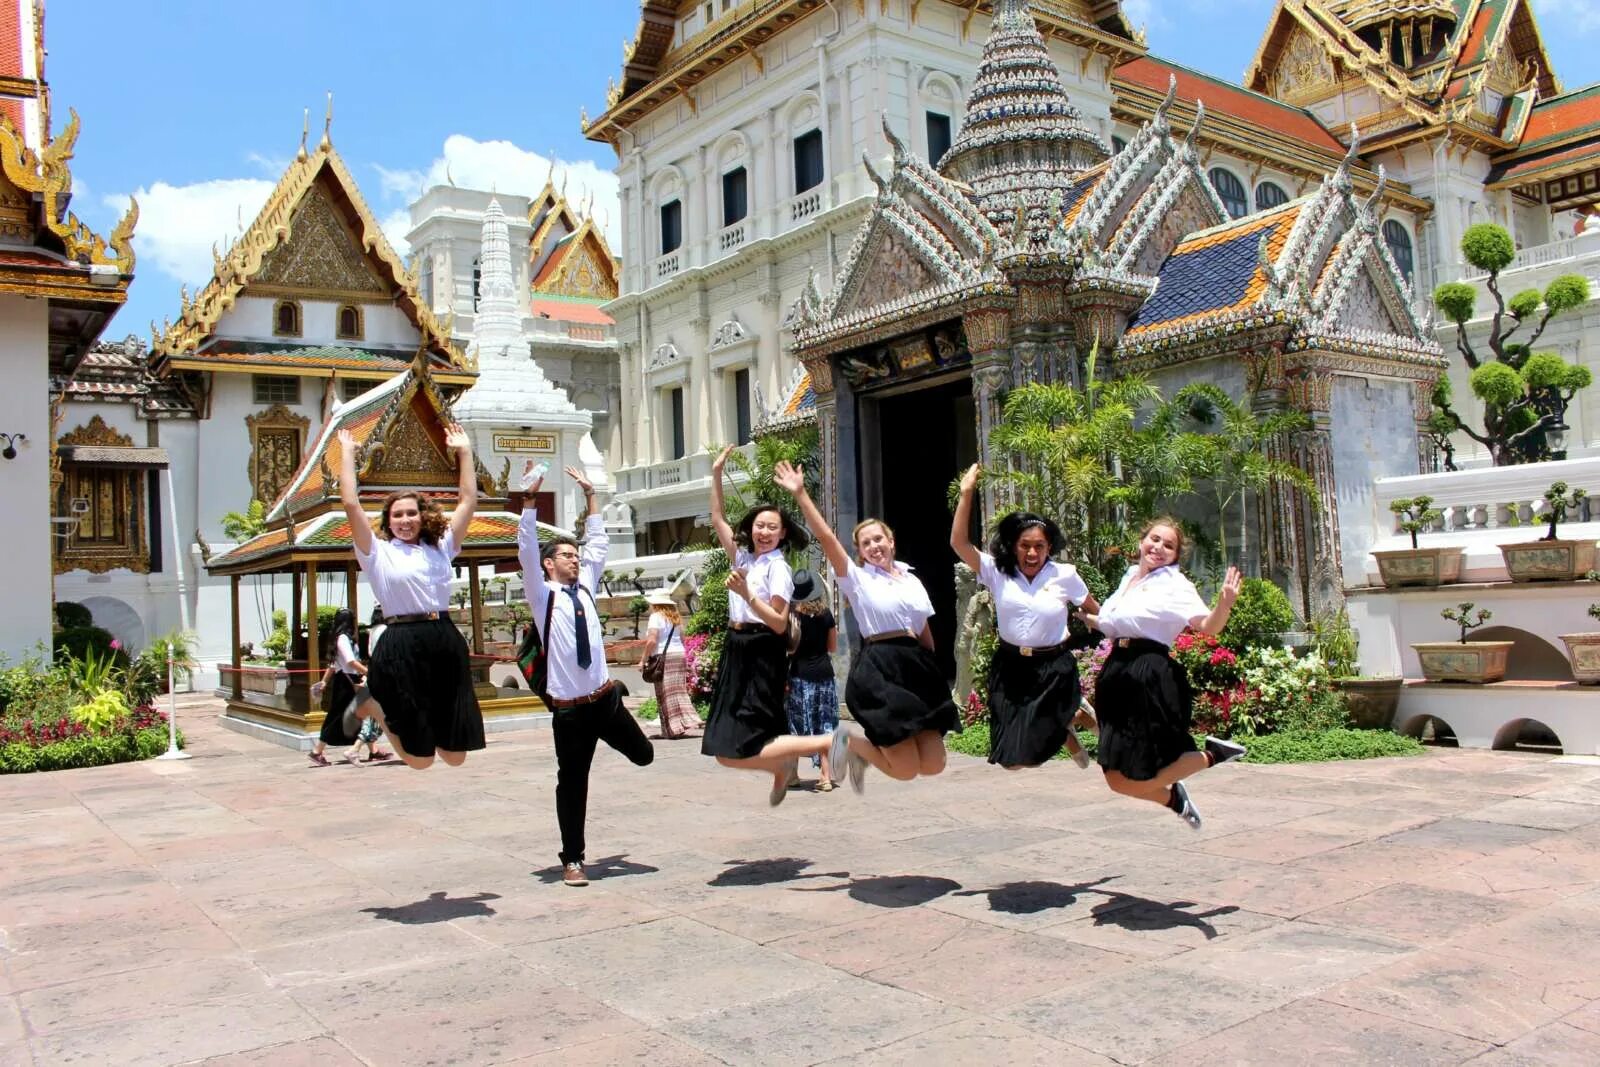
1454, 228, 1600, 283
654, 459, 687, 487
718, 221, 747, 253
655, 250, 681, 280
790, 189, 822, 223
1359, 456, 1600, 584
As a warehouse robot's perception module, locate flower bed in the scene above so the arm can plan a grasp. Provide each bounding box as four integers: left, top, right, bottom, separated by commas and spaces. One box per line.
1, 703, 182, 774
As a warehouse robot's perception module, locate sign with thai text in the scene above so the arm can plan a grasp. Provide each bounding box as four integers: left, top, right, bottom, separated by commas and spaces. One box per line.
492, 433, 556, 454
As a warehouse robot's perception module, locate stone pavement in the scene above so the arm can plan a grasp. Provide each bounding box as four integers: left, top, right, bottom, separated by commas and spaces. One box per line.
4, 699, 1600, 1066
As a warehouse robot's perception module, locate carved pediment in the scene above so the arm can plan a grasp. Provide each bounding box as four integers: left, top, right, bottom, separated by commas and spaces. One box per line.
831, 222, 945, 321
365, 402, 453, 486
1269, 24, 1339, 103
253, 181, 389, 297
59, 414, 134, 448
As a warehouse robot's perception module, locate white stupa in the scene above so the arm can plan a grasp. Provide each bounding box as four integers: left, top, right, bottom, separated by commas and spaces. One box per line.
452, 198, 600, 530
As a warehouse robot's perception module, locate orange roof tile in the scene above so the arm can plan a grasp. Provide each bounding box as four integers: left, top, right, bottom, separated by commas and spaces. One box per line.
530, 298, 614, 326
1116, 57, 1344, 154
1516, 83, 1600, 153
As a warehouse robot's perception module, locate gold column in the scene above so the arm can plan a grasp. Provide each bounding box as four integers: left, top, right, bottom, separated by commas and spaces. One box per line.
305, 562, 320, 681
467, 561, 485, 656
229, 576, 242, 701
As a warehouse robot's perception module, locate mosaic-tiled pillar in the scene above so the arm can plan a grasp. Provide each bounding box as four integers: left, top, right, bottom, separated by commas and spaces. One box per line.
964, 306, 1012, 524
1413, 375, 1440, 474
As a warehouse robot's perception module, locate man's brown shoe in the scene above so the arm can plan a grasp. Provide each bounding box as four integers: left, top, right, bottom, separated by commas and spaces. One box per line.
562, 861, 589, 887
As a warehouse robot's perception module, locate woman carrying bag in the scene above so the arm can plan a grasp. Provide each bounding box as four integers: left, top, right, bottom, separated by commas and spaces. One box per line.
642, 592, 699, 740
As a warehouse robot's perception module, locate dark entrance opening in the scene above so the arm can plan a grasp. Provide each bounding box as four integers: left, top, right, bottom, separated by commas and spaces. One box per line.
865, 376, 977, 680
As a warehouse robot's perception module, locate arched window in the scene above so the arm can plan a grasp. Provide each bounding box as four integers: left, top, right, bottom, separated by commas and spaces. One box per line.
1255, 181, 1289, 211
1383, 220, 1415, 282
336, 304, 363, 341
273, 300, 301, 337
1209, 168, 1248, 219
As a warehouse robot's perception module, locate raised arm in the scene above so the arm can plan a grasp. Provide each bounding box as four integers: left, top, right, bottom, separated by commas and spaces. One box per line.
446, 423, 478, 549
708, 444, 739, 560
513, 460, 553, 624
336, 428, 375, 557
773, 460, 850, 578
950, 463, 982, 572
1190, 566, 1241, 636
567, 465, 608, 592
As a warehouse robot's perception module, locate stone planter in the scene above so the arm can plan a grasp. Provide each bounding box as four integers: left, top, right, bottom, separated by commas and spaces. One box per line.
1498, 538, 1598, 582
1335, 676, 1403, 729
1559, 632, 1600, 684
1373, 547, 1464, 587
1411, 641, 1514, 683
236, 664, 287, 696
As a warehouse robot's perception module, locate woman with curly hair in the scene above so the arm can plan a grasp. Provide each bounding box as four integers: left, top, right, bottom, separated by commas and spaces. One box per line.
950, 464, 1099, 770
702, 445, 834, 807
774, 461, 960, 793
336, 425, 485, 770
1082, 518, 1245, 830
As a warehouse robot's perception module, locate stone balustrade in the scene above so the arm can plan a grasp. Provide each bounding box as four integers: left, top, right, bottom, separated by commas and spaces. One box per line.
1454, 228, 1600, 284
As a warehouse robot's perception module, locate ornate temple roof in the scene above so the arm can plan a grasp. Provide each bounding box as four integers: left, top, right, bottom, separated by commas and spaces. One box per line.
164, 342, 436, 377
940, 0, 1109, 245
526, 175, 618, 319
1119, 56, 1345, 154
54, 336, 195, 419
1486, 82, 1600, 195
148, 127, 465, 376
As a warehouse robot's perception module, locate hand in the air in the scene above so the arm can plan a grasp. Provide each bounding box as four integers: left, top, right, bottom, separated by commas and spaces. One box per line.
444, 423, 471, 456
959, 463, 981, 493
1217, 567, 1242, 607
519, 459, 546, 494
565, 465, 593, 494
712, 444, 735, 474
773, 461, 805, 496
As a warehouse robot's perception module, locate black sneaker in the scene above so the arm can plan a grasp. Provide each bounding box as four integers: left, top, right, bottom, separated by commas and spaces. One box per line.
1204, 736, 1247, 765
1172, 782, 1202, 831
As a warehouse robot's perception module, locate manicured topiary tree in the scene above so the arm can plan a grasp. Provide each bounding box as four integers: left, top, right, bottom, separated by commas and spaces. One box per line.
1541, 481, 1588, 541
1432, 223, 1591, 465
1441, 602, 1492, 644
1389, 495, 1442, 549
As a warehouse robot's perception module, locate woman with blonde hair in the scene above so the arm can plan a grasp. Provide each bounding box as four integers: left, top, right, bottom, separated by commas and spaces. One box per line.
1083, 518, 1245, 830
643, 592, 700, 740
774, 461, 960, 793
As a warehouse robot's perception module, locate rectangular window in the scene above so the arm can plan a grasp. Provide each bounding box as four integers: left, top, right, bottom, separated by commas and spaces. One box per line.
793, 129, 824, 194
252, 375, 300, 405
669, 387, 686, 460
341, 378, 384, 402
722, 167, 748, 227
733, 368, 752, 445
926, 112, 952, 165
660, 199, 683, 255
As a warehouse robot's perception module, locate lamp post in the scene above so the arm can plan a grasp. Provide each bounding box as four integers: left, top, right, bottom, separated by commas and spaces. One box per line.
1547, 422, 1571, 461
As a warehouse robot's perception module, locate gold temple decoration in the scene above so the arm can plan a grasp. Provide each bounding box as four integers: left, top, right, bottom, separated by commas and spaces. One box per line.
245, 403, 310, 510
54, 416, 150, 576
0, 108, 138, 275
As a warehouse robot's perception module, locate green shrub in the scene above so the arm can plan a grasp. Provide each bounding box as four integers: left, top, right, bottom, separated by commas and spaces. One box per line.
1242, 728, 1424, 764
1218, 578, 1299, 652
0, 726, 179, 775
1310, 607, 1359, 678
53, 626, 126, 670
1460, 222, 1515, 273
945, 720, 1095, 761
261, 610, 290, 662
636, 697, 659, 721
54, 601, 93, 629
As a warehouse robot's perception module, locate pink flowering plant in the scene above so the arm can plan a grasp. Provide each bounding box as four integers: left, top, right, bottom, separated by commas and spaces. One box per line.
1171, 631, 1242, 693
682, 631, 722, 698
1074, 638, 1112, 703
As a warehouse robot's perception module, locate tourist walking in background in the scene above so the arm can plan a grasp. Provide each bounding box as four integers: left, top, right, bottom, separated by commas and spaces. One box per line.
1082, 519, 1246, 830
785, 570, 838, 791
774, 461, 960, 793
308, 608, 364, 767
517, 461, 655, 887
950, 463, 1098, 769
337, 426, 484, 770
701, 445, 835, 807
643, 592, 700, 740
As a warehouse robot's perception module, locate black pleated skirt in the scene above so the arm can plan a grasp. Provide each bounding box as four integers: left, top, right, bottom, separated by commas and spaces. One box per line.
986, 642, 1081, 767
1094, 638, 1195, 781
366, 619, 484, 756
845, 636, 960, 748
702, 627, 789, 758
318, 671, 361, 745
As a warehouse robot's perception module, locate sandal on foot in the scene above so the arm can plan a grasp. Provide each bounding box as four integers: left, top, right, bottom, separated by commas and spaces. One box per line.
308, 751, 330, 767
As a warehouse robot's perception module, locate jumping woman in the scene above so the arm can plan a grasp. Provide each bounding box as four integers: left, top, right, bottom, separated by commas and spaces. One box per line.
1082, 519, 1245, 829
337, 425, 485, 769
773, 461, 960, 792
950, 464, 1099, 770
702, 445, 833, 806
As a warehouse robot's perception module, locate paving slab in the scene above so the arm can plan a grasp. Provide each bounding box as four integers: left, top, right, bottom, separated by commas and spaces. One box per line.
5, 699, 1600, 1065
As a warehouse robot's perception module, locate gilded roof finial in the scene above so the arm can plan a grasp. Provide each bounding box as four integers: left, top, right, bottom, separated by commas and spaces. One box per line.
320, 91, 333, 150
561, 170, 569, 199
446, 162, 455, 187
297, 109, 309, 161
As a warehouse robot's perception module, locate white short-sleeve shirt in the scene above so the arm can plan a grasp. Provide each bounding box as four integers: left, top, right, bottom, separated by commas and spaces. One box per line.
333, 633, 362, 677
977, 552, 1089, 648
647, 611, 685, 654
1096, 564, 1209, 647
836, 559, 935, 638
353, 529, 458, 616
728, 548, 793, 626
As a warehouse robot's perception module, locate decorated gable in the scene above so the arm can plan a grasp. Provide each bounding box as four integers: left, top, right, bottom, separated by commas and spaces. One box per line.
252, 181, 391, 298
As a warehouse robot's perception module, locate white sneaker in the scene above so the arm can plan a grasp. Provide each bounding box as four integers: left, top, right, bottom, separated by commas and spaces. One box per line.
1172, 781, 1202, 831
1204, 735, 1247, 765
828, 724, 854, 787
1065, 730, 1091, 769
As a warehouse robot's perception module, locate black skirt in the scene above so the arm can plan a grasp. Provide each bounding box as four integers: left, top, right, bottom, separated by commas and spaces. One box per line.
365, 618, 485, 756
987, 642, 1080, 767
318, 671, 361, 745
1094, 638, 1195, 781
845, 636, 961, 748
702, 627, 789, 758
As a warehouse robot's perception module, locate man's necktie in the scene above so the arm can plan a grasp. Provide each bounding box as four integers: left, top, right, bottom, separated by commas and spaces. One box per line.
564, 585, 592, 669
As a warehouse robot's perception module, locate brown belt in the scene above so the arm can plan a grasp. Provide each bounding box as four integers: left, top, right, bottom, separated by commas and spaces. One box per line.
546, 679, 615, 709
1003, 639, 1069, 658
864, 629, 917, 643
384, 611, 442, 624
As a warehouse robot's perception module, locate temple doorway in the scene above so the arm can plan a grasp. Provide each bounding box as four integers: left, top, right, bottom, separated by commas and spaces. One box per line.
860, 375, 977, 680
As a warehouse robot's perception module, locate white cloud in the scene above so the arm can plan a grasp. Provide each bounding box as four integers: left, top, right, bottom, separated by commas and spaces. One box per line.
1539, 0, 1600, 34
103, 178, 276, 290
1122, 0, 1162, 32
375, 135, 621, 256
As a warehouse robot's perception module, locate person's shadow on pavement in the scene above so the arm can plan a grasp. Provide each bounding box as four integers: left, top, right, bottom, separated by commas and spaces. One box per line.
362, 890, 501, 924
533, 854, 660, 884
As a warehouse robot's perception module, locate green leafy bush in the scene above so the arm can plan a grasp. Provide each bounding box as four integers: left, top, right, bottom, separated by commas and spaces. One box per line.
0, 724, 178, 775
71, 689, 129, 732
53, 601, 93, 629
636, 697, 659, 722
1242, 729, 1424, 764
945, 720, 1096, 762
1310, 607, 1359, 679
260, 610, 290, 663
53, 626, 126, 671
1217, 578, 1298, 652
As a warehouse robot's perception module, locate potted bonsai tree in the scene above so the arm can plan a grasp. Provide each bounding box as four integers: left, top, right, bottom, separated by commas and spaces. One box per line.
1501, 481, 1596, 582
1560, 602, 1600, 684
1412, 602, 1514, 683
1373, 495, 1464, 587
1314, 607, 1401, 729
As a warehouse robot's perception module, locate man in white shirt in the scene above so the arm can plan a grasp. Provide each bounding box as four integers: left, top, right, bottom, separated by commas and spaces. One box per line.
515, 462, 654, 888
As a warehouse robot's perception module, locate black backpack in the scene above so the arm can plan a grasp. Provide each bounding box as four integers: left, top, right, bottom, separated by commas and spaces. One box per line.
516, 585, 597, 698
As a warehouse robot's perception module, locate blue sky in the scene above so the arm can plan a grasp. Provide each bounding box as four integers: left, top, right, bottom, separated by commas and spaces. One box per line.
46, 0, 1600, 340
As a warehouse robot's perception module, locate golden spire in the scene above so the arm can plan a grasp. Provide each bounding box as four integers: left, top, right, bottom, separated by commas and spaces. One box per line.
320, 91, 333, 150
297, 108, 309, 161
